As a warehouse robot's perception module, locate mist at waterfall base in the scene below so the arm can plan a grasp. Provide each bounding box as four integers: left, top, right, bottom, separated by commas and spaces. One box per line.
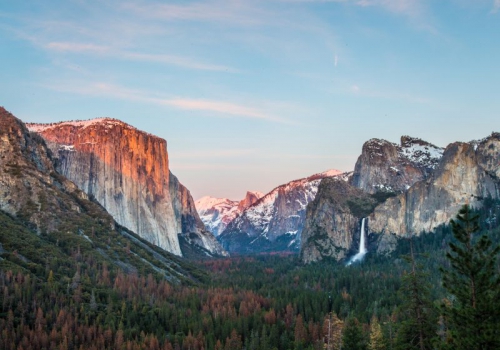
346, 218, 367, 266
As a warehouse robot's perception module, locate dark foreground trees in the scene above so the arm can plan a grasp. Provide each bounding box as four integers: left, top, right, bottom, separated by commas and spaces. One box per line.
440, 204, 500, 349
395, 241, 436, 350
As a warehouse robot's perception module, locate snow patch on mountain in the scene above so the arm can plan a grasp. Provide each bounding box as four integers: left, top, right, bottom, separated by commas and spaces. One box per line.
218, 169, 345, 253
195, 191, 264, 236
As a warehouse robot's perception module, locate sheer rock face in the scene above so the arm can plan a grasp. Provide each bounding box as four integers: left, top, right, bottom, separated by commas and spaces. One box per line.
27, 118, 226, 257
169, 172, 228, 257
369, 133, 500, 254
0, 108, 110, 233
350, 136, 443, 194
300, 178, 373, 263
218, 170, 344, 254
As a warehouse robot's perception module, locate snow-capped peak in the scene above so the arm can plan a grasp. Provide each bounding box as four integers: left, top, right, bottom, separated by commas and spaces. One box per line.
195, 196, 237, 213
195, 192, 264, 237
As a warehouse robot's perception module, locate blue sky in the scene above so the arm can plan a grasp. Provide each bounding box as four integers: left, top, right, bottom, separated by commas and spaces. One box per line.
1, 0, 499, 200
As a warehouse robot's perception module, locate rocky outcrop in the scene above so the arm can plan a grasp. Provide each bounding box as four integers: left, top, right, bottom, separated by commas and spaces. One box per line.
195, 191, 263, 236
369, 133, 500, 254
218, 170, 344, 254
27, 118, 226, 257
0, 107, 207, 282
350, 136, 443, 194
170, 172, 228, 256
237, 191, 263, 212
300, 178, 375, 263
0, 108, 112, 233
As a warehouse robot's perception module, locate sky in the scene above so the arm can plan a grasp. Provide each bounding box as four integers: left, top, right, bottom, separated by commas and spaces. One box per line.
1, 0, 499, 200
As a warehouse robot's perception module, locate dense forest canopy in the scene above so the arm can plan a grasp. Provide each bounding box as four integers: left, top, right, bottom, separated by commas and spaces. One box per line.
1, 200, 499, 350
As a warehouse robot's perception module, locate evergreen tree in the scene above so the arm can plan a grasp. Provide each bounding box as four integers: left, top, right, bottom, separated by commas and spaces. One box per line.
395, 240, 436, 350
440, 204, 500, 349
342, 317, 366, 350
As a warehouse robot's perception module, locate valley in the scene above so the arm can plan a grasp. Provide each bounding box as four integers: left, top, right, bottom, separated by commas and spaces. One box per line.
1, 108, 499, 349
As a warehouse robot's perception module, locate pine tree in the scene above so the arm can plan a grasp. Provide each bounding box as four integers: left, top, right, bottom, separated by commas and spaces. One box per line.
368, 316, 385, 350
342, 317, 366, 350
395, 240, 436, 350
440, 204, 500, 349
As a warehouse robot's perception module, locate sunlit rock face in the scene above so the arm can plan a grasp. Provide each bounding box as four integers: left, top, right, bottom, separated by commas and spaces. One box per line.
350, 136, 443, 194
369, 133, 500, 253
28, 118, 226, 257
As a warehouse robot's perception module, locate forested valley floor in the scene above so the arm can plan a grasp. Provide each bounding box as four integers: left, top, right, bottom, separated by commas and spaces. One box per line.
1, 201, 499, 350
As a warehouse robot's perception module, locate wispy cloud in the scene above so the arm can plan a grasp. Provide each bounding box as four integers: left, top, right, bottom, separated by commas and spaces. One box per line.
44, 81, 292, 123
356, 0, 422, 17
46, 42, 110, 53
45, 41, 238, 72
279, 0, 434, 32
122, 1, 264, 26
492, 0, 500, 13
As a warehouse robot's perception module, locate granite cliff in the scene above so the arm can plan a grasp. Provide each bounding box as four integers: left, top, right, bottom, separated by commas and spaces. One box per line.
0, 107, 204, 282
300, 133, 500, 263
300, 178, 375, 263
27, 118, 226, 257
350, 136, 443, 194
369, 133, 500, 254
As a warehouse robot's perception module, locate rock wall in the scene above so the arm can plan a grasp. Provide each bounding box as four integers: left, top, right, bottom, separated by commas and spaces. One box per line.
28, 118, 226, 257
369, 133, 500, 254
0, 108, 113, 233
300, 178, 374, 263
350, 136, 443, 194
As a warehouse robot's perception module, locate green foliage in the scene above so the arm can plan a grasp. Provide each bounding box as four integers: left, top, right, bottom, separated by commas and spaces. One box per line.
346, 190, 395, 218
395, 242, 437, 350
346, 197, 377, 218
342, 317, 367, 350
1, 199, 500, 349
439, 204, 500, 350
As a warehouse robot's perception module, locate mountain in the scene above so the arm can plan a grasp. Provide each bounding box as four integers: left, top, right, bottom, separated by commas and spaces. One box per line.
350, 136, 443, 194
218, 169, 344, 254
27, 118, 227, 258
195, 191, 263, 236
300, 133, 500, 263
370, 133, 500, 254
0, 107, 202, 282
300, 178, 376, 263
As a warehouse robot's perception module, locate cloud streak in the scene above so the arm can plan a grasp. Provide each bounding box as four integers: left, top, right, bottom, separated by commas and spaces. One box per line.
44, 81, 292, 123
45, 41, 238, 72
122, 1, 264, 26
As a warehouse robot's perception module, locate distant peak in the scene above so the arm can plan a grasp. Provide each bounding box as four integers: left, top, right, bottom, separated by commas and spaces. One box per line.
317, 169, 343, 177
246, 191, 264, 198
195, 196, 236, 211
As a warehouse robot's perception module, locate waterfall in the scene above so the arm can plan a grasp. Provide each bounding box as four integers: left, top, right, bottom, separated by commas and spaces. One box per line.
347, 218, 367, 266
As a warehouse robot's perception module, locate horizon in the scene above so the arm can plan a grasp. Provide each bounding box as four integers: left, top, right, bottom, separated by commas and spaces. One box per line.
1, 0, 499, 199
